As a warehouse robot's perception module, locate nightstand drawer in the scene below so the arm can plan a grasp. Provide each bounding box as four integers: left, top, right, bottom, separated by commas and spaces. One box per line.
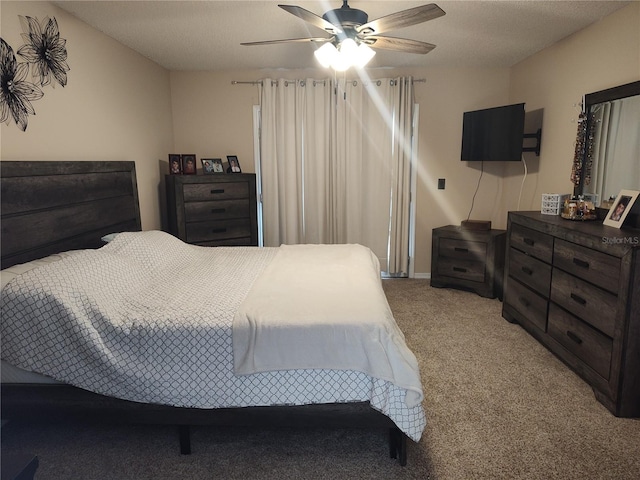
551, 268, 617, 337
186, 218, 252, 244
183, 181, 249, 202
510, 223, 553, 263
508, 248, 552, 297
439, 238, 487, 262
548, 303, 613, 379
184, 199, 250, 222
436, 257, 485, 282
504, 279, 548, 332
553, 239, 621, 294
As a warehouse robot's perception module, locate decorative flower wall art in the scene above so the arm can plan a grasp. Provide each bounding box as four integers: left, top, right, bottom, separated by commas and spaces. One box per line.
0, 16, 69, 131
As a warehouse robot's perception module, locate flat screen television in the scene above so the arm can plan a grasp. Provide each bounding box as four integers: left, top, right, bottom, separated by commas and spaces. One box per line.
461, 103, 525, 161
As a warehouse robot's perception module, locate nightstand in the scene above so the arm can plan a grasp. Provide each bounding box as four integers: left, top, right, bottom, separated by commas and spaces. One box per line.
430, 225, 506, 299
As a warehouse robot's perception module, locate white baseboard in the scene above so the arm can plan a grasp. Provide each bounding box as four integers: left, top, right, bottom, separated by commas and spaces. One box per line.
412, 273, 430, 279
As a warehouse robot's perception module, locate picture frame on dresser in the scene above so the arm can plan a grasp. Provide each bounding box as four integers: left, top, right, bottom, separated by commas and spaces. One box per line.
169, 154, 182, 174
182, 154, 197, 175
603, 190, 639, 227
227, 155, 242, 173
202, 158, 224, 174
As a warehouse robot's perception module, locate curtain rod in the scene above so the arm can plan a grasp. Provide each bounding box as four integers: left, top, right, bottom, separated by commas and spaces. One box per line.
231, 78, 426, 85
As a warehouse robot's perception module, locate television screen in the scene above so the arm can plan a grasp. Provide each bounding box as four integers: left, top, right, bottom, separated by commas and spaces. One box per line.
461, 103, 525, 161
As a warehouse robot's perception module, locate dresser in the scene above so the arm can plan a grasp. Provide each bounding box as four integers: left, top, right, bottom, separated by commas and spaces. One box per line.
502, 211, 640, 417
166, 174, 258, 246
431, 225, 506, 299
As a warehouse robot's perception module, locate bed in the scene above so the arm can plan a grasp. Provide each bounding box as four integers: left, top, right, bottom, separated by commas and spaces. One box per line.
0, 161, 425, 465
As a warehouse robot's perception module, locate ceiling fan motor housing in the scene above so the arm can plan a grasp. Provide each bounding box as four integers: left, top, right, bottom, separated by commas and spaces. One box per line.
323, 5, 368, 28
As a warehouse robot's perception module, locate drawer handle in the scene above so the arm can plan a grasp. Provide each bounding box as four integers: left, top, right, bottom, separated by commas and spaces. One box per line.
211, 208, 226, 214
566, 330, 583, 345
454, 247, 469, 253
518, 296, 530, 308
212, 228, 227, 234
523, 238, 535, 246
572, 258, 590, 269
570, 293, 587, 306
521, 266, 533, 275
211, 188, 225, 194
453, 267, 467, 273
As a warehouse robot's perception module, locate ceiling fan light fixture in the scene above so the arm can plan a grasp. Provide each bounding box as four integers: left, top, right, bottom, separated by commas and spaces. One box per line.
315, 38, 375, 70
355, 42, 376, 68
314, 42, 338, 68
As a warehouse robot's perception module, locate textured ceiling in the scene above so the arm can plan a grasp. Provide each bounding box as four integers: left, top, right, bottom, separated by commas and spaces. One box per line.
53, 1, 630, 71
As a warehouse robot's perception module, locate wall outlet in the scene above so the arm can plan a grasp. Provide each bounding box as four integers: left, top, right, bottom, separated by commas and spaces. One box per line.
438, 178, 445, 190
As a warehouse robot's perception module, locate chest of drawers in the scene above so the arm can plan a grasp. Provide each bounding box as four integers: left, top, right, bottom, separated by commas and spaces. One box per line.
430, 225, 506, 299
166, 174, 258, 246
502, 211, 640, 417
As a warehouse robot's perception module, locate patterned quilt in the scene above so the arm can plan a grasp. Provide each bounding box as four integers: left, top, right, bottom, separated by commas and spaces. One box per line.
0, 231, 426, 440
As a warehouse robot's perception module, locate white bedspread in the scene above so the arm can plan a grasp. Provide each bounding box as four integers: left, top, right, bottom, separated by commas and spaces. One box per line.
1, 231, 426, 440
234, 244, 423, 408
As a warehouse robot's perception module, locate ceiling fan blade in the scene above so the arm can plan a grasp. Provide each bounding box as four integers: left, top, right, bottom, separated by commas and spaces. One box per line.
363, 36, 436, 54
278, 5, 342, 34
241, 37, 333, 46
356, 4, 445, 35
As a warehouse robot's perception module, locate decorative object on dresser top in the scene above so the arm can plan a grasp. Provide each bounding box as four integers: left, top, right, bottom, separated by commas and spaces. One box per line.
201, 158, 224, 174
502, 211, 640, 417
430, 225, 506, 299
603, 190, 640, 228
166, 174, 258, 246
1, 161, 423, 466
226, 155, 242, 173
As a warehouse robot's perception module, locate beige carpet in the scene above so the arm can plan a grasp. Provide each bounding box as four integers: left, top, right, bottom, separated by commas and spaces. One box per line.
2, 279, 639, 479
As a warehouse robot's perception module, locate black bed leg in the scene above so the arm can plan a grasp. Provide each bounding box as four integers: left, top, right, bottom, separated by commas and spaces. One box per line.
179, 425, 191, 455
388, 428, 407, 466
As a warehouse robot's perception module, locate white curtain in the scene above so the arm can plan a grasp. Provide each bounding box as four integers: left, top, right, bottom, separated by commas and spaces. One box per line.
259, 79, 332, 246
590, 96, 640, 202
259, 76, 414, 275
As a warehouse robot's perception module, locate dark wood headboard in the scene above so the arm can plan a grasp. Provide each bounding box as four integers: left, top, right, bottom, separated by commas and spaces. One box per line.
1, 161, 142, 269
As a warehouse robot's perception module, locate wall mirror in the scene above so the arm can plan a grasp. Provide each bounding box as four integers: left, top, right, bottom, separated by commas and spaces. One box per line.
576, 81, 640, 206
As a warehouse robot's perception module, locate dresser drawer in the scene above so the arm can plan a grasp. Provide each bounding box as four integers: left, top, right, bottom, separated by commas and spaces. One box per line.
508, 248, 552, 297
183, 181, 249, 202
551, 268, 617, 338
510, 223, 553, 263
504, 278, 548, 332
553, 239, 620, 294
184, 199, 250, 222
548, 304, 613, 379
436, 257, 485, 282
185, 218, 252, 243
439, 238, 487, 262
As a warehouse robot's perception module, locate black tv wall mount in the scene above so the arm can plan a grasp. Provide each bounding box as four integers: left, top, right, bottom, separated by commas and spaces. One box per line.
522, 129, 542, 156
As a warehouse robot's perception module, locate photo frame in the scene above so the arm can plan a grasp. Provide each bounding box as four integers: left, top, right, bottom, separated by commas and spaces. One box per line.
168, 154, 182, 175
603, 189, 640, 228
202, 158, 224, 174
182, 154, 197, 175
227, 155, 242, 173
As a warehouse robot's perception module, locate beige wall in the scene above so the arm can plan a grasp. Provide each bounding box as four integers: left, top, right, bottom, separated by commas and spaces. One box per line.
0, 1, 174, 230
505, 2, 640, 216
3, 2, 637, 276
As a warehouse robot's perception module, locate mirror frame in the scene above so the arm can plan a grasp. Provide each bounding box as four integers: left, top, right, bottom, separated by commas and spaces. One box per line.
576, 80, 640, 197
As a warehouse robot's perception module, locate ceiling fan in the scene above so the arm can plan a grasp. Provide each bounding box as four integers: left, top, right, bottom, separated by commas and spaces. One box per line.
241, 2, 445, 68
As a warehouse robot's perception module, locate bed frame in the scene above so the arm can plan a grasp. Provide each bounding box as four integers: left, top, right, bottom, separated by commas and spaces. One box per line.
0, 161, 409, 465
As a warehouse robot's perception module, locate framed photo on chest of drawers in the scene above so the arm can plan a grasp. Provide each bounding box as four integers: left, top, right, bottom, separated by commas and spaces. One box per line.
166, 174, 258, 246
502, 211, 640, 417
